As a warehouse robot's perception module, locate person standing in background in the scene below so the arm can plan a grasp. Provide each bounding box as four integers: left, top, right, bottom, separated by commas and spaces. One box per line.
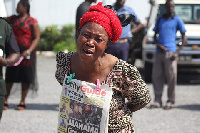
150, 0, 187, 110
4, 0, 40, 110
75, 0, 97, 42
105, 0, 144, 61
0, 17, 20, 120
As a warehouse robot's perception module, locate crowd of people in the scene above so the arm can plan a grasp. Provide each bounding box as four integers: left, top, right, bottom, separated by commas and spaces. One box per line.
1, 0, 187, 132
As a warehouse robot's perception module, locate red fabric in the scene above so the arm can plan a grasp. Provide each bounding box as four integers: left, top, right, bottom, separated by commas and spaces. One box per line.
9, 15, 37, 49
79, 2, 122, 44
9, 15, 37, 66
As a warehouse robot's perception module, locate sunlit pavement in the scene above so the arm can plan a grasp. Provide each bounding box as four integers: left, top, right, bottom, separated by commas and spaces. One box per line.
0, 55, 200, 133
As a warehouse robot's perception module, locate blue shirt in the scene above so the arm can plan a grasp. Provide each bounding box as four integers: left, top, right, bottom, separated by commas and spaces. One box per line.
153, 15, 186, 53
113, 4, 139, 39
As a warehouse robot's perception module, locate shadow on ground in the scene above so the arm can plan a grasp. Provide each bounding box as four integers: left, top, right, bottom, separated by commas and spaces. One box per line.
6, 103, 59, 111
137, 68, 200, 85
175, 104, 200, 111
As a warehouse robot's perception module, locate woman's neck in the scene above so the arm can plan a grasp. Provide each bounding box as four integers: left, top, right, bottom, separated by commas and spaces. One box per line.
80, 57, 103, 73
71, 52, 117, 83
19, 13, 28, 19
71, 52, 105, 75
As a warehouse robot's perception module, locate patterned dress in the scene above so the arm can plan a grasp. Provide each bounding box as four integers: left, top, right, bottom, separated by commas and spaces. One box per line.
55, 51, 151, 133
5, 15, 38, 90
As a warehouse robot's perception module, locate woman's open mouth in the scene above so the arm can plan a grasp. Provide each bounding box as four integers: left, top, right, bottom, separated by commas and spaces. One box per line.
83, 49, 93, 55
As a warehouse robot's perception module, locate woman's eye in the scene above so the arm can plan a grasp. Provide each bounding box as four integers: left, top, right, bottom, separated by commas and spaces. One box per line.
83, 33, 90, 39
95, 38, 103, 43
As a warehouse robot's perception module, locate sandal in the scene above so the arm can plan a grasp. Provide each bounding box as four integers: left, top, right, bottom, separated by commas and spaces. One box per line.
163, 102, 174, 110
3, 103, 8, 110
17, 104, 26, 110
149, 102, 161, 109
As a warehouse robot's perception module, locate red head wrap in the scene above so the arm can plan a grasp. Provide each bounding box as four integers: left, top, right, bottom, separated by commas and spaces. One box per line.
79, 2, 122, 44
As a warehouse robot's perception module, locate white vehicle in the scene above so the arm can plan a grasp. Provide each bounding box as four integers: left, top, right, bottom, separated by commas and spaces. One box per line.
143, 0, 200, 83
0, 0, 7, 17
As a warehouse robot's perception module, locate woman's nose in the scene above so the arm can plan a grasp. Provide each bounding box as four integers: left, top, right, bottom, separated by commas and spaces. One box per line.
86, 39, 95, 47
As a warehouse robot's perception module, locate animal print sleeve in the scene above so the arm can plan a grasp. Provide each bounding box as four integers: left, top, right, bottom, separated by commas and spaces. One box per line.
121, 60, 151, 105
55, 52, 72, 85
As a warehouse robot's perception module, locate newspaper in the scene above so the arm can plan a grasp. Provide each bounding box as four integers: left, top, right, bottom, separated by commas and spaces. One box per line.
57, 75, 113, 133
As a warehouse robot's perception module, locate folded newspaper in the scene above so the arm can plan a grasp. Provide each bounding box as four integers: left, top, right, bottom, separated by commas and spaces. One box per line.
57, 75, 113, 133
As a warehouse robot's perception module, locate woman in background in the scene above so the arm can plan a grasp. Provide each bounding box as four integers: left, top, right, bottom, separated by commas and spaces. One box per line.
4, 0, 40, 110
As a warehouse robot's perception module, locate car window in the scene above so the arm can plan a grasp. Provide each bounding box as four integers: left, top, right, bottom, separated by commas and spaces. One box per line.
158, 4, 200, 24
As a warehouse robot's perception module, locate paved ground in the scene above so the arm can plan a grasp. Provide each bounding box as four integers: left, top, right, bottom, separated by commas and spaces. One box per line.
0, 55, 200, 133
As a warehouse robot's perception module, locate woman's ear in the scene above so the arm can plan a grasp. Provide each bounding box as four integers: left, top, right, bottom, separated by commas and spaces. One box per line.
106, 40, 112, 48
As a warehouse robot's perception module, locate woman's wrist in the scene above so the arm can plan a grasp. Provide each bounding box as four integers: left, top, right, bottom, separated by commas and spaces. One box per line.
26, 49, 31, 56
6, 59, 10, 66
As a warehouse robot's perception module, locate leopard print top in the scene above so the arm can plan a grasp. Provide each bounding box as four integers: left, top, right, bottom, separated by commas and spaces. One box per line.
55, 51, 151, 133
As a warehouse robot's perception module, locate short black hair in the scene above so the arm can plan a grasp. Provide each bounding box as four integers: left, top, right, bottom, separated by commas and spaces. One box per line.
165, 0, 174, 5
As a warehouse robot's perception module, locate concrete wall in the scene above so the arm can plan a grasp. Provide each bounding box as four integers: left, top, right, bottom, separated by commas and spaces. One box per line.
4, 0, 150, 27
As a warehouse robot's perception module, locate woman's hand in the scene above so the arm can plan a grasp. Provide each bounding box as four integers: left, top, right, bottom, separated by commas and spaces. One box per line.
21, 49, 31, 59
21, 50, 30, 58
127, 102, 149, 112
0, 53, 20, 66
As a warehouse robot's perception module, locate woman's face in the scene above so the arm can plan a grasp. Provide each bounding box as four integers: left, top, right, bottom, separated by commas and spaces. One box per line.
77, 22, 110, 63
16, 2, 27, 14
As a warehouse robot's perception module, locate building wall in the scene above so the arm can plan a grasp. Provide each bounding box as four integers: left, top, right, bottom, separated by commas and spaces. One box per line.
0, 0, 7, 17
4, 0, 150, 27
